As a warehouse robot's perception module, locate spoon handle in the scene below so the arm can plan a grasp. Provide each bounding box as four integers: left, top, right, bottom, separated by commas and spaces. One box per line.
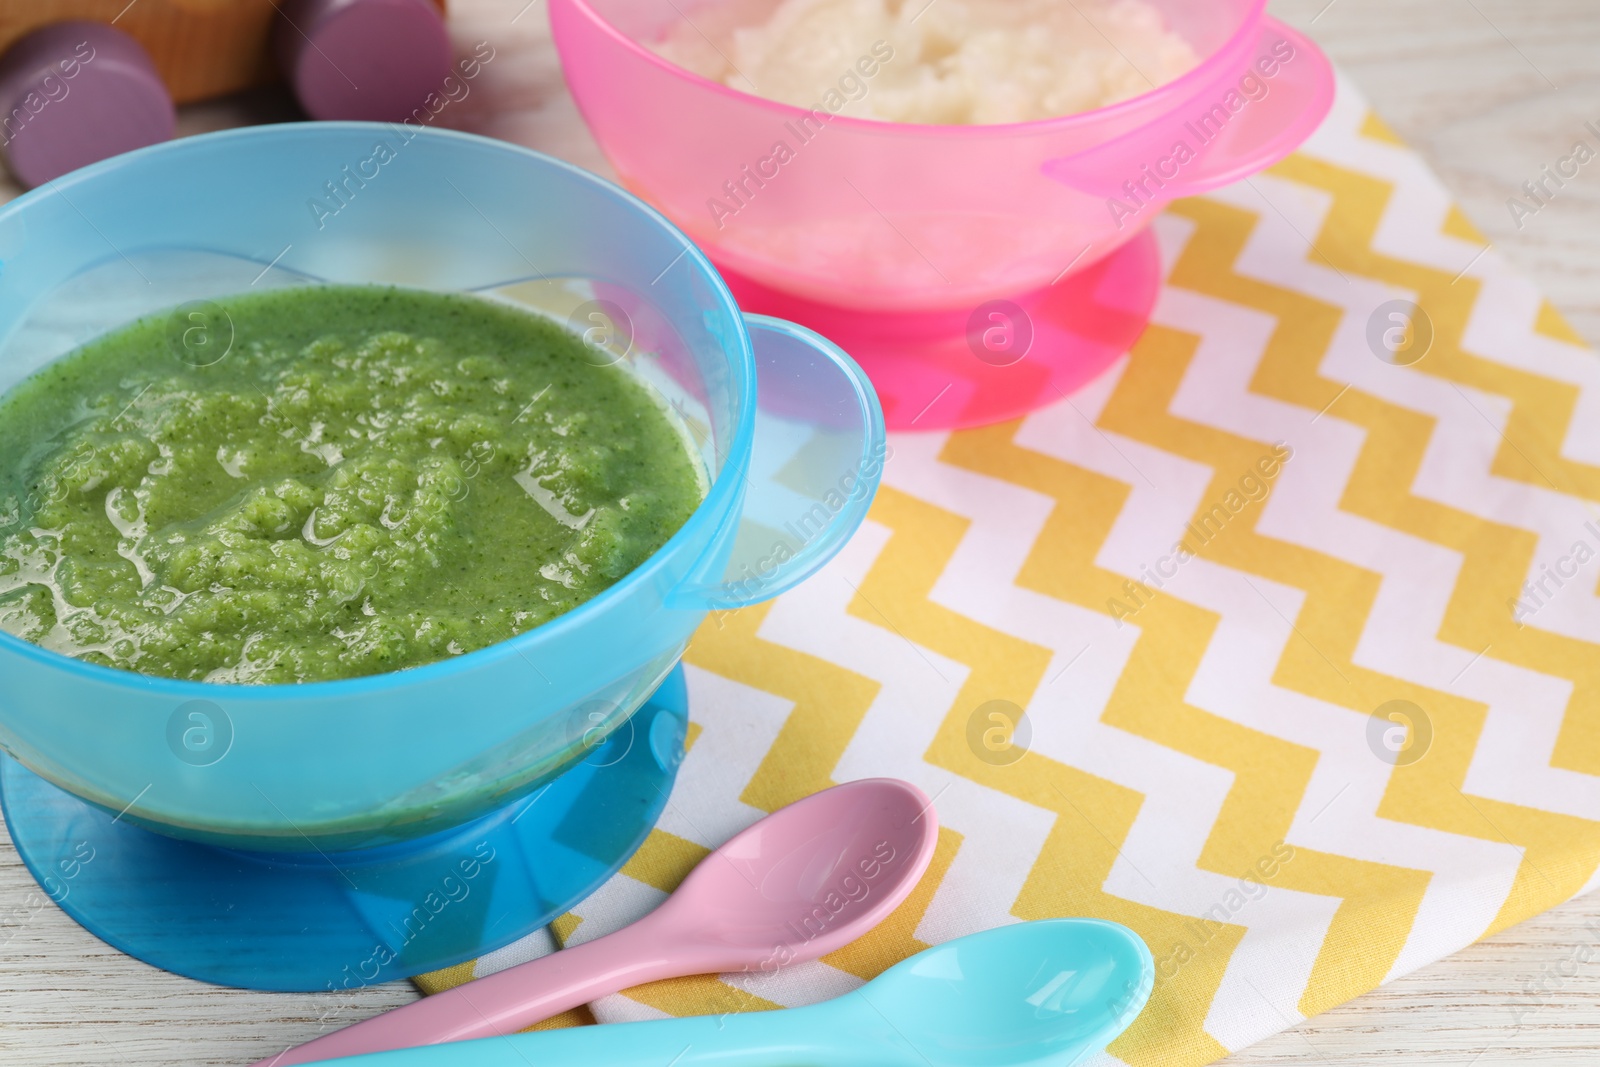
257, 919, 684, 1065
301, 999, 899, 1067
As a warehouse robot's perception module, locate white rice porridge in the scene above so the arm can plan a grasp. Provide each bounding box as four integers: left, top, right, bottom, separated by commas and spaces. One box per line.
655, 0, 1200, 125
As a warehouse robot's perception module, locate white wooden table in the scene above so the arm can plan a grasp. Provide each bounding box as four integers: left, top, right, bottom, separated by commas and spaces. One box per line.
4, 0, 1600, 1062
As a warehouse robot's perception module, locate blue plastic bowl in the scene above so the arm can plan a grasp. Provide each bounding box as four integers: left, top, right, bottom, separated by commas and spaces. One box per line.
0, 124, 885, 854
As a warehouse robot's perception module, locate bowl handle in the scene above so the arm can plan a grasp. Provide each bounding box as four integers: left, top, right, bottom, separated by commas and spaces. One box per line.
667, 315, 887, 611
1041, 17, 1335, 200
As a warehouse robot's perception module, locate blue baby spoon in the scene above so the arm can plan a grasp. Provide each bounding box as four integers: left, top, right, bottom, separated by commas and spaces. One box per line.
306, 918, 1154, 1067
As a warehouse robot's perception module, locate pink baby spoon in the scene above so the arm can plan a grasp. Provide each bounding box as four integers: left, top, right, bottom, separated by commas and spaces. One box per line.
259, 778, 939, 1065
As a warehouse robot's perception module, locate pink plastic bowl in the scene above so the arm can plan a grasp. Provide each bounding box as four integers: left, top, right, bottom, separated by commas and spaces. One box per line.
551, 0, 1335, 428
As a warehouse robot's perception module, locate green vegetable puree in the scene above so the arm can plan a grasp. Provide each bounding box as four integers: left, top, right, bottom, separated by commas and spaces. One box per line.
0, 285, 704, 684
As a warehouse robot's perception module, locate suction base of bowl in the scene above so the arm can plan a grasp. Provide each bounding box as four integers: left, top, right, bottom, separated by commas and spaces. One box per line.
719, 230, 1161, 432
0, 666, 689, 993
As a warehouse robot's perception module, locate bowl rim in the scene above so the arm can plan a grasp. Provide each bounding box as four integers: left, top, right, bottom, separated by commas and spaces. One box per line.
559, 0, 1271, 135
0, 122, 758, 700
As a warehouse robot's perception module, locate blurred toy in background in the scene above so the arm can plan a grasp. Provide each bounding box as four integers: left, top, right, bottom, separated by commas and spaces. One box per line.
276, 0, 451, 122
0, 21, 170, 188
0, 0, 450, 188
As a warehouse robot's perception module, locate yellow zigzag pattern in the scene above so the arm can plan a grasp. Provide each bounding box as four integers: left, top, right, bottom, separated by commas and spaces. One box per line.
945, 414, 1429, 1029
421, 106, 1600, 1067
857, 485, 1232, 1066
1180, 145, 1600, 930
685, 602, 879, 813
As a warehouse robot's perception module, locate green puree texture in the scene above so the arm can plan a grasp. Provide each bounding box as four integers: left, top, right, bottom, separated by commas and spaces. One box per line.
0, 285, 704, 684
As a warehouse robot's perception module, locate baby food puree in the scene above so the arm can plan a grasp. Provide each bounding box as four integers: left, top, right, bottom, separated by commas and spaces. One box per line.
0, 286, 705, 684
656, 0, 1199, 125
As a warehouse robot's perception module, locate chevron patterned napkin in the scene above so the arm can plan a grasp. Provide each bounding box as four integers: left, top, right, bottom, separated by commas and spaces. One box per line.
416, 54, 1600, 1065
